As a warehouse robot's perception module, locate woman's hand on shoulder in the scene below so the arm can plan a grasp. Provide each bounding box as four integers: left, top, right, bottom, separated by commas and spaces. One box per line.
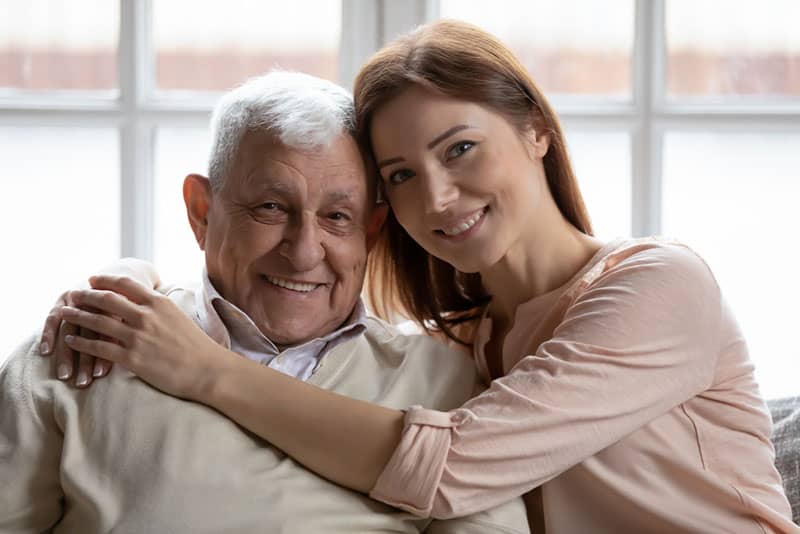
56, 275, 231, 401
38, 258, 162, 388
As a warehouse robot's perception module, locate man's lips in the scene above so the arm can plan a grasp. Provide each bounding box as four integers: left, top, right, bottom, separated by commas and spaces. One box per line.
261, 275, 324, 293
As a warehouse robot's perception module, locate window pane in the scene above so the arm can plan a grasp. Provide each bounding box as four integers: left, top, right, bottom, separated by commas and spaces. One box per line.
0, 127, 119, 362
154, 0, 341, 91
0, 0, 118, 92
566, 132, 631, 239
662, 133, 800, 399
667, 0, 800, 97
439, 0, 634, 97
154, 127, 210, 283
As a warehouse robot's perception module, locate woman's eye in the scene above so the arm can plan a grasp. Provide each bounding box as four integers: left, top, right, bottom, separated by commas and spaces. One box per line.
446, 141, 475, 159
260, 202, 280, 210
387, 169, 415, 185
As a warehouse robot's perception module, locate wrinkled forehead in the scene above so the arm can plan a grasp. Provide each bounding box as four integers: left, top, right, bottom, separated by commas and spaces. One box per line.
226, 129, 372, 204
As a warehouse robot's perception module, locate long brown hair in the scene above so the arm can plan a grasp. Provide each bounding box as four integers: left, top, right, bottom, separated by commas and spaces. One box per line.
356, 20, 593, 344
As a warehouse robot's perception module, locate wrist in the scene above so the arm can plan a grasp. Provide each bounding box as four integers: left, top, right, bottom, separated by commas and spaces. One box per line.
191, 343, 237, 404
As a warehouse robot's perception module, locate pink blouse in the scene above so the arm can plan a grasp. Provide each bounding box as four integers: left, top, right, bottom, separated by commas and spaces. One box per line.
371, 238, 797, 533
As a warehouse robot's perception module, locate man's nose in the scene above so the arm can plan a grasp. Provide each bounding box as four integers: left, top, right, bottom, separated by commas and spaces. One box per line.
422, 169, 459, 217
280, 215, 325, 271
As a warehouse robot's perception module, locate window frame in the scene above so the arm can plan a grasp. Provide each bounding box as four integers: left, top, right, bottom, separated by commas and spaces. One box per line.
1, 0, 798, 256
2, 0, 800, 395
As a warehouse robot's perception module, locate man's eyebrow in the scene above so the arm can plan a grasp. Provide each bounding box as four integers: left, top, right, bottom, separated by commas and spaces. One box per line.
324, 189, 356, 203
376, 124, 472, 170
243, 175, 295, 196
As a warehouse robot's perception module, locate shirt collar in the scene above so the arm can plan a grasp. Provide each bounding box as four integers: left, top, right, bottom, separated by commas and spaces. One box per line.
196, 268, 368, 354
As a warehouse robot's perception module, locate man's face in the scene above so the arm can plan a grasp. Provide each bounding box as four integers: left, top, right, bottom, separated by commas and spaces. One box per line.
195, 130, 377, 346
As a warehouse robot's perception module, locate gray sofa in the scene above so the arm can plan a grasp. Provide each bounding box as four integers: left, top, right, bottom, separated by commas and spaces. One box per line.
769, 396, 800, 524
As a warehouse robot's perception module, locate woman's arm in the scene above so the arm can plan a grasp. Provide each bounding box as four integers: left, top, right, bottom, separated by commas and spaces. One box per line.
39, 258, 161, 386
208, 355, 404, 492
58, 244, 723, 519
58, 274, 403, 493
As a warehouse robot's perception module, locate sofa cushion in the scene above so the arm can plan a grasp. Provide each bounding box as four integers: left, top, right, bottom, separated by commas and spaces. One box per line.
768, 395, 800, 524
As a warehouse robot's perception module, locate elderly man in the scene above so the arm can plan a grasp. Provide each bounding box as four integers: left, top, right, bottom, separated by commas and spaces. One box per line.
0, 72, 527, 533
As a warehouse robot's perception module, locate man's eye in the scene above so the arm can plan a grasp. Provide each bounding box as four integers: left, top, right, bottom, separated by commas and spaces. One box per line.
259, 202, 280, 210
446, 141, 475, 159
328, 211, 350, 221
387, 169, 415, 185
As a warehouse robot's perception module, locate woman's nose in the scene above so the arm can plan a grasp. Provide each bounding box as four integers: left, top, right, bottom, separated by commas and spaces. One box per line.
422, 170, 459, 216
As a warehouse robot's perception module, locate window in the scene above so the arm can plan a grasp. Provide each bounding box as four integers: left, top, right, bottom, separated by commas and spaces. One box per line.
0, 0, 350, 359
153, 0, 341, 92
0, 0, 119, 92
1, 1, 797, 399
0, 126, 120, 353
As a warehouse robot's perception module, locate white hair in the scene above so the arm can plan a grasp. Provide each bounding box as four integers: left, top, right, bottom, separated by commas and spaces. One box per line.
207, 70, 356, 191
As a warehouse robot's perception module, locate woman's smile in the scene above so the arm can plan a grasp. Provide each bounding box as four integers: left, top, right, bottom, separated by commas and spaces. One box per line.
435, 206, 489, 239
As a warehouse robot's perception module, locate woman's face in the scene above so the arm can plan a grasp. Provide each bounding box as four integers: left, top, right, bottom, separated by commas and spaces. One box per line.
371, 85, 550, 273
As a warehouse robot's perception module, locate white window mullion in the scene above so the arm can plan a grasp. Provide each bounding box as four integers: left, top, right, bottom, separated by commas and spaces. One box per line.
119, 0, 155, 260
339, 0, 381, 89
631, 0, 665, 237
380, 0, 436, 45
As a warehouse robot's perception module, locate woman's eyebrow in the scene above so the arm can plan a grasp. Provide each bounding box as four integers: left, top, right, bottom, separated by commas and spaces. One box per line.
377, 156, 404, 170
377, 124, 473, 169
427, 124, 471, 149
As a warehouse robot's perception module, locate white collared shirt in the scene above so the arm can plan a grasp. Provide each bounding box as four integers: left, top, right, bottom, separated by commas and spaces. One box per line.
194, 270, 367, 381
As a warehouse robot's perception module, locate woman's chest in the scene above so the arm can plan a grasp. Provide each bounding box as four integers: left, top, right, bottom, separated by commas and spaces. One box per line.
480, 292, 574, 379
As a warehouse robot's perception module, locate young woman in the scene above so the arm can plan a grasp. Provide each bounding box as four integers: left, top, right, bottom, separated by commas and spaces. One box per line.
41, 21, 797, 532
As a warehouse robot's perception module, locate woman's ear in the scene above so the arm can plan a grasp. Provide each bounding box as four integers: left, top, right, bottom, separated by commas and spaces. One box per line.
526, 129, 550, 159
183, 174, 213, 250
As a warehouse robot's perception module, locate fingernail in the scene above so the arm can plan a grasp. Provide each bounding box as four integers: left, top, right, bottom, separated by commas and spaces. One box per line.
93, 366, 104, 377
65, 335, 75, 343
76, 372, 89, 387
57, 364, 71, 380
40, 342, 50, 354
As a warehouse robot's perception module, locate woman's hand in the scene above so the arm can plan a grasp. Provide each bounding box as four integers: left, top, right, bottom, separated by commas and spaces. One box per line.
58, 275, 233, 401
39, 258, 162, 388
40, 289, 113, 388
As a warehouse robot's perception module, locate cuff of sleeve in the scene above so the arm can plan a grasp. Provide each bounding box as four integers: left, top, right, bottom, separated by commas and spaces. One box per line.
369, 405, 457, 517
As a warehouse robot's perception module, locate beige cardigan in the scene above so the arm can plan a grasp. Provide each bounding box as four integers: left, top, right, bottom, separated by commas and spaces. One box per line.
0, 286, 528, 534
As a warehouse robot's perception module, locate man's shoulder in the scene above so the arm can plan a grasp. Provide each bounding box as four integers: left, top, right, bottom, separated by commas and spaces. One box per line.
2, 333, 45, 378
325, 316, 479, 410
158, 281, 201, 306
361, 316, 473, 368
1, 334, 57, 412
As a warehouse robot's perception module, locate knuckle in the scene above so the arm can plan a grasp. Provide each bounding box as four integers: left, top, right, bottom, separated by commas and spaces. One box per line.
130, 308, 146, 327
141, 305, 155, 320
127, 351, 140, 368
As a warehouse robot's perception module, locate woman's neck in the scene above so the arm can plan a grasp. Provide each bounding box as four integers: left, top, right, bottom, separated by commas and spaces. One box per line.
481, 209, 603, 328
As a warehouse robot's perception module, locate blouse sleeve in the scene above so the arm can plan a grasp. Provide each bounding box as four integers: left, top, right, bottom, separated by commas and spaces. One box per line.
370, 244, 724, 519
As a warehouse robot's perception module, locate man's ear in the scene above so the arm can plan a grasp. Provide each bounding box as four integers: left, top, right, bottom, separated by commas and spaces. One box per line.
183, 174, 213, 251
365, 203, 389, 252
